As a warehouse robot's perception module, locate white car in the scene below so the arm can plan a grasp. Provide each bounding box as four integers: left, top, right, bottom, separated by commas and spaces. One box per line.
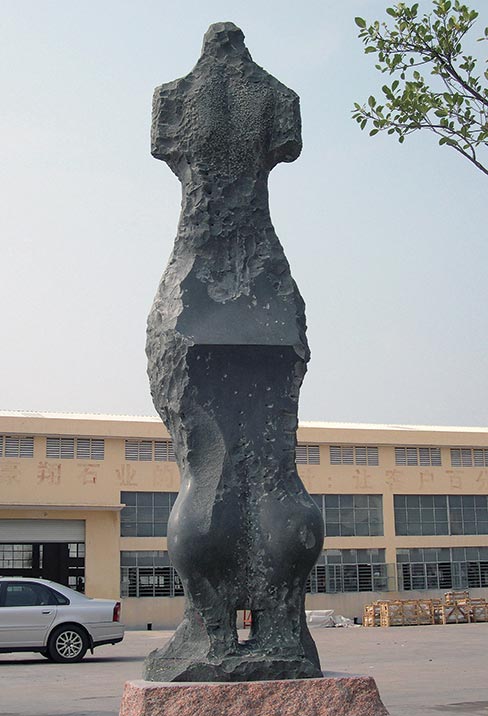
0, 577, 124, 662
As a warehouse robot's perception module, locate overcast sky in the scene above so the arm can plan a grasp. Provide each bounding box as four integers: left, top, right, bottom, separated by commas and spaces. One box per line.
2, 1, 487, 426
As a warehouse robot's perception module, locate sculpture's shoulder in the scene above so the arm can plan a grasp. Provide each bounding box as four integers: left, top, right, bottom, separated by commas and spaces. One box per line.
244, 60, 296, 97
252, 66, 301, 166
152, 75, 190, 114
151, 74, 193, 163
261, 67, 299, 102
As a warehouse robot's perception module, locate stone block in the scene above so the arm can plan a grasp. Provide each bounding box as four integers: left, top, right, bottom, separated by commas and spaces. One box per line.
119, 675, 390, 716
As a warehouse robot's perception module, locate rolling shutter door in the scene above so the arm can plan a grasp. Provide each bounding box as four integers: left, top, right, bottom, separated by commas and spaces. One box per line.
0, 519, 85, 542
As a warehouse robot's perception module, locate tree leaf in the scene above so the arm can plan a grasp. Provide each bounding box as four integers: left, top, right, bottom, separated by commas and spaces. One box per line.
355, 17, 367, 28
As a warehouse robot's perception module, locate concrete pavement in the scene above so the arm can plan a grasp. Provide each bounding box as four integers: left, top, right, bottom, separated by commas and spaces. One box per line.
1, 623, 487, 716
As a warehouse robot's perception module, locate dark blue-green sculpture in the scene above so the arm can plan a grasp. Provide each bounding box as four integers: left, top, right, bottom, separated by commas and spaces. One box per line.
145, 22, 324, 682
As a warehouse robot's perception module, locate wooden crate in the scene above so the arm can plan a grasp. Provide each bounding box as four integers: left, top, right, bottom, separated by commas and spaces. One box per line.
440, 602, 471, 624
471, 601, 488, 623
444, 590, 470, 606
364, 594, 487, 627
379, 600, 401, 627
379, 599, 436, 627
416, 599, 437, 626
431, 598, 443, 624
362, 606, 375, 628
441, 593, 488, 624
459, 597, 488, 623
363, 602, 382, 627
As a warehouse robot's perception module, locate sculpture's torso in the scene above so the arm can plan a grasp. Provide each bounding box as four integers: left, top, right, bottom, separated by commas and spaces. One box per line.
148, 51, 308, 351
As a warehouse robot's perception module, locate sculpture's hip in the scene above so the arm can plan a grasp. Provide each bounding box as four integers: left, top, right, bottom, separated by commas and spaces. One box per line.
148, 342, 323, 605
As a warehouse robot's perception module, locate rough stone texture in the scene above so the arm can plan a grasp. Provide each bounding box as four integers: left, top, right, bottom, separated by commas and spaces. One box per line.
120, 677, 390, 716
145, 22, 324, 681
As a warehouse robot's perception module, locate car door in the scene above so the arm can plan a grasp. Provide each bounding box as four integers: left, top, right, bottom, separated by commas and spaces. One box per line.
0, 582, 58, 647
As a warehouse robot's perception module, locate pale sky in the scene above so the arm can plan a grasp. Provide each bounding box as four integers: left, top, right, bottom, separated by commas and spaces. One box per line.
1, 1, 487, 426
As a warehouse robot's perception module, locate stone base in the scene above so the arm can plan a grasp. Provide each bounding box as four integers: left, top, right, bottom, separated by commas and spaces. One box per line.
119, 674, 390, 716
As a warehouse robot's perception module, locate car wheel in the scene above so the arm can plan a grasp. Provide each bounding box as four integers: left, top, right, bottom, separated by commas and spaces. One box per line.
39, 649, 52, 659
48, 625, 88, 663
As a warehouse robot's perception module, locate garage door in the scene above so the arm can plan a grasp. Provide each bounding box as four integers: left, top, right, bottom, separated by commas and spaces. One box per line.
0, 519, 85, 542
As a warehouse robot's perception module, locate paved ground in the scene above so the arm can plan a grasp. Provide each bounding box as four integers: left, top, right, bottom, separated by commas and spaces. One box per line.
1, 623, 487, 716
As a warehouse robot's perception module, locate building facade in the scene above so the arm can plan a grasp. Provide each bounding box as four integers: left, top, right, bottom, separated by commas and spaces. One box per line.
1, 411, 487, 626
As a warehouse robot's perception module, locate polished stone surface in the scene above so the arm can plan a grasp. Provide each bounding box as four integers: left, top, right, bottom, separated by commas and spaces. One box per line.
145, 22, 323, 681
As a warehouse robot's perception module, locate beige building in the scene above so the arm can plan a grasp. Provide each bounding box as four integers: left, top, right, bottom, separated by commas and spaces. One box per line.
1, 411, 487, 627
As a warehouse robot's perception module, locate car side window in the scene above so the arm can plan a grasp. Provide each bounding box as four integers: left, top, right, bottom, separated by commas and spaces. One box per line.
4, 584, 39, 607
3, 582, 61, 607
50, 588, 69, 605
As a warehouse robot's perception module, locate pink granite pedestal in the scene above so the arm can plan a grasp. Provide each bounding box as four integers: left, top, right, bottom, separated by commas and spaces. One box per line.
119, 674, 390, 716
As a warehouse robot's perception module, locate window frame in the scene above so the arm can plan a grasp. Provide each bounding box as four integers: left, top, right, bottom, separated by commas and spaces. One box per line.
306, 549, 389, 594
329, 445, 379, 466
295, 444, 320, 465
1, 435, 34, 459
395, 446, 441, 467
125, 439, 175, 462
312, 493, 384, 537
451, 447, 488, 468
45, 436, 105, 461
120, 491, 178, 537
120, 550, 184, 598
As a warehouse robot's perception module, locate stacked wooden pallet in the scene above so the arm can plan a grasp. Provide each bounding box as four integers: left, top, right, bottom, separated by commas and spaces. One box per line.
379, 599, 437, 627
362, 601, 383, 627
471, 600, 488, 622
362, 591, 487, 627
444, 590, 470, 605
440, 594, 488, 624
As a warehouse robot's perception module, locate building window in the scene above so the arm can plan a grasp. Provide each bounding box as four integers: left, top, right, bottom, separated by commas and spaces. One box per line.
46, 437, 74, 459
125, 439, 175, 462
397, 547, 488, 591
120, 551, 184, 597
451, 448, 488, 467
311, 494, 383, 536
68, 543, 85, 558
394, 495, 448, 536
155, 440, 175, 461
330, 446, 379, 466
449, 495, 488, 535
76, 439, 104, 460
295, 444, 320, 465
307, 549, 389, 594
394, 494, 488, 536
120, 491, 178, 537
1, 436, 34, 459
395, 447, 441, 466
46, 437, 104, 460
0, 544, 33, 569
67, 542, 85, 592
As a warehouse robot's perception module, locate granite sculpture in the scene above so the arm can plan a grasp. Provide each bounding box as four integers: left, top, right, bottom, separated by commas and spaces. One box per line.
145, 21, 324, 682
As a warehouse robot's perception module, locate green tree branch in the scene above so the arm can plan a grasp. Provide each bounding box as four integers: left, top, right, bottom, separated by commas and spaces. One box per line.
352, 0, 488, 176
